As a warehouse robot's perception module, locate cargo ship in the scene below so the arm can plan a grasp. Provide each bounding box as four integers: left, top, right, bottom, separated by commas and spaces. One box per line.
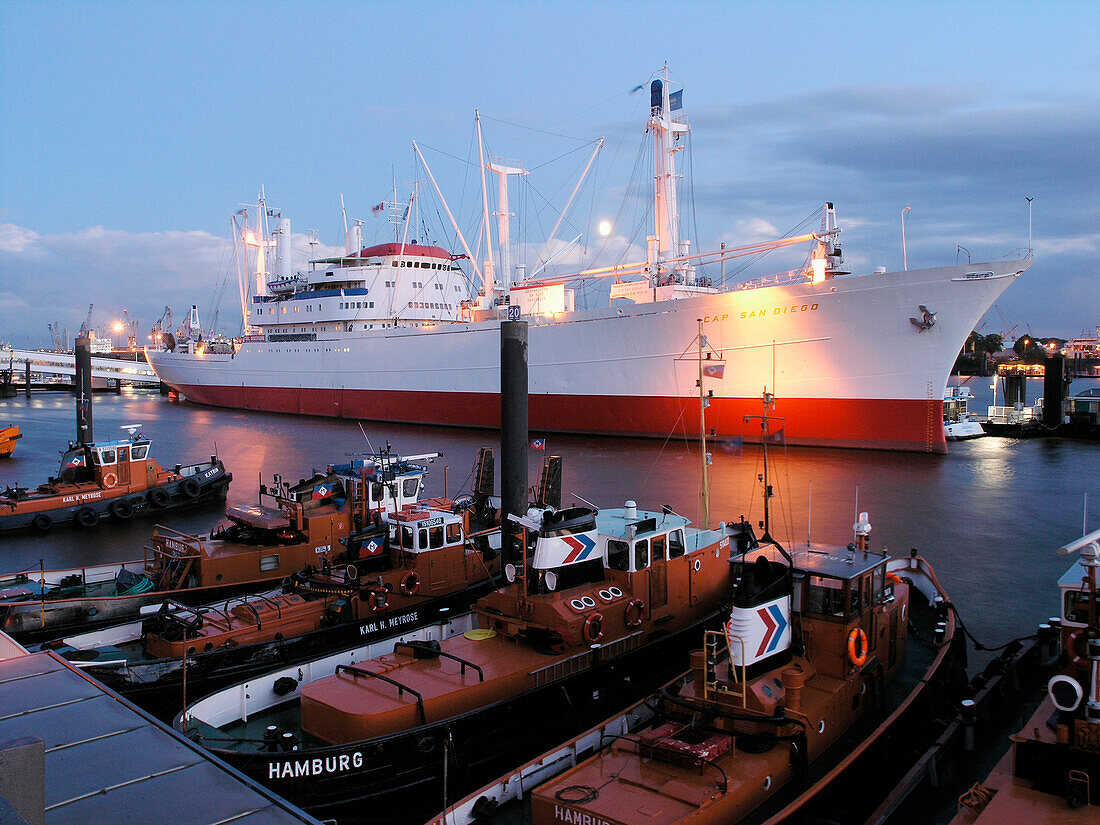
146, 67, 1029, 453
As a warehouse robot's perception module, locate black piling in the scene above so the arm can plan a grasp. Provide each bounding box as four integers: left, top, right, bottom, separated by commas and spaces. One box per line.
1004, 373, 1026, 406
24, 359, 31, 398
74, 336, 93, 444
1043, 354, 1066, 429
500, 320, 529, 568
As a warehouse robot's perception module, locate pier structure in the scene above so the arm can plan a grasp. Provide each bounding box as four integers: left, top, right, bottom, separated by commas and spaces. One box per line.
1, 348, 161, 389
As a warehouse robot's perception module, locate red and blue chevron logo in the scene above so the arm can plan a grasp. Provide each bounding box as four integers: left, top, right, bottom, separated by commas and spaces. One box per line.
561, 533, 597, 564
755, 604, 788, 657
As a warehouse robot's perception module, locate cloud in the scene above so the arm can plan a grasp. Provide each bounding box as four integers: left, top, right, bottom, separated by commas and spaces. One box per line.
0, 224, 342, 349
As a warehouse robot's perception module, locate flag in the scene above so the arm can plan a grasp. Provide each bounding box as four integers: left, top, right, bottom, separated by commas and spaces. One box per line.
530, 438, 546, 450
669, 89, 683, 111
702, 363, 725, 379
372, 202, 385, 214
312, 482, 334, 500
767, 427, 786, 445
67, 455, 85, 467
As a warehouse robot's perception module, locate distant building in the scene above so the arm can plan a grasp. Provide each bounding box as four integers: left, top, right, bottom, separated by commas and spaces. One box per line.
1062, 325, 1100, 357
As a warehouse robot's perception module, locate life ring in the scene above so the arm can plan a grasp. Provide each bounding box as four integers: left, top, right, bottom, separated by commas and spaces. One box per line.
847, 627, 869, 667
30, 513, 52, 532
583, 612, 604, 644
400, 571, 421, 595
1066, 628, 1093, 670
624, 598, 645, 628
179, 478, 201, 498
102, 472, 118, 488
109, 498, 135, 520
366, 589, 387, 612
148, 487, 171, 508
74, 507, 99, 528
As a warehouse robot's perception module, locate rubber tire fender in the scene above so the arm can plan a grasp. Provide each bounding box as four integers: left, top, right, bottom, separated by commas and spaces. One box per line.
179, 478, 201, 499
148, 487, 171, 508
75, 507, 99, 528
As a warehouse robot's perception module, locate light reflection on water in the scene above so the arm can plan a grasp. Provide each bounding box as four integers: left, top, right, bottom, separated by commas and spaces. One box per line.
2, 388, 1099, 662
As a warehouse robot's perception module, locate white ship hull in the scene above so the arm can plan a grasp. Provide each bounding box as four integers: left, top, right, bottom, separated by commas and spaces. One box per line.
146, 260, 1026, 453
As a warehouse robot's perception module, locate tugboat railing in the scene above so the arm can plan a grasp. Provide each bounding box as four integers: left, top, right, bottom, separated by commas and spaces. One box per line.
393, 641, 485, 682
530, 631, 643, 688
334, 664, 427, 725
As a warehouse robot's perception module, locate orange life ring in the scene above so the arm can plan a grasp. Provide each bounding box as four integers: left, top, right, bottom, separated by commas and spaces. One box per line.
1067, 628, 1091, 670
400, 571, 421, 596
103, 472, 118, 488
847, 627, 869, 667
624, 598, 645, 628
366, 589, 387, 613
583, 612, 604, 644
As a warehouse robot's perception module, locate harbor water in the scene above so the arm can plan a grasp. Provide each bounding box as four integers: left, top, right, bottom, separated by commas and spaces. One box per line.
3, 381, 1098, 665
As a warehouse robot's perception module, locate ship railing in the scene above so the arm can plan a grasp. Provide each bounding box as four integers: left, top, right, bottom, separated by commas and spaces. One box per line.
530, 631, 643, 689
705, 628, 747, 708
729, 268, 814, 292
986, 404, 1043, 424
393, 641, 484, 682
334, 664, 427, 725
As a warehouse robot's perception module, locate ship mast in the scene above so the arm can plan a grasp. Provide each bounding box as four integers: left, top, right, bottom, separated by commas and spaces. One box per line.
745, 390, 784, 549
649, 63, 692, 284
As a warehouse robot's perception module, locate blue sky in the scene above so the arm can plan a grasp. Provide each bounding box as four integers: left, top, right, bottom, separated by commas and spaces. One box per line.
2, 0, 1097, 348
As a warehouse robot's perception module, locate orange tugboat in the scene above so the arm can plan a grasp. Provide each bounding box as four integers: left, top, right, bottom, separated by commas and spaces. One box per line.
0, 337, 230, 531
37, 450, 502, 717
0, 424, 20, 459
177, 492, 745, 821
945, 528, 1100, 823
0, 449, 446, 641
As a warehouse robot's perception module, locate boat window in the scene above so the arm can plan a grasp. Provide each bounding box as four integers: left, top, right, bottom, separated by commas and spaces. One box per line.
98, 448, 117, 465
371, 482, 386, 503
1065, 589, 1094, 624
117, 446, 130, 463
668, 529, 685, 559
634, 539, 650, 570
607, 539, 629, 571
806, 575, 846, 618
388, 523, 398, 545
446, 523, 462, 544
131, 445, 149, 460
402, 478, 419, 498
872, 566, 885, 604
850, 574, 870, 615
401, 525, 413, 549
652, 534, 667, 562
259, 554, 280, 572
429, 525, 444, 549
418, 528, 428, 550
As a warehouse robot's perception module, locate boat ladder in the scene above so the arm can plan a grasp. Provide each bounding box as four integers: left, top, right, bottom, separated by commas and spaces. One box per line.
703, 629, 748, 708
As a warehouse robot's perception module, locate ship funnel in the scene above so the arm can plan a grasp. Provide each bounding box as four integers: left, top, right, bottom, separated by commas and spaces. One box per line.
274, 218, 292, 278
531, 507, 599, 574
345, 222, 362, 257
727, 555, 792, 669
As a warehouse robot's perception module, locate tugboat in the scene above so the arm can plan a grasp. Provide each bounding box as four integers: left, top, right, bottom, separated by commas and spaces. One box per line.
0, 336, 230, 531
0, 424, 229, 532
36, 450, 503, 719
946, 528, 1100, 822
0, 448, 447, 641
432, 535, 962, 825
175, 492, 744, 821
428, 397, 965, 825
0, 424, 19, 459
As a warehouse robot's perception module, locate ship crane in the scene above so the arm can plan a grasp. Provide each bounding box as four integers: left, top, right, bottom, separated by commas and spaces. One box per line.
78, 304, 94, 337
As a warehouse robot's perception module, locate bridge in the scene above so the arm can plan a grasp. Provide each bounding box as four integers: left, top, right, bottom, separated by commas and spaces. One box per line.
2, 348, 162, 385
